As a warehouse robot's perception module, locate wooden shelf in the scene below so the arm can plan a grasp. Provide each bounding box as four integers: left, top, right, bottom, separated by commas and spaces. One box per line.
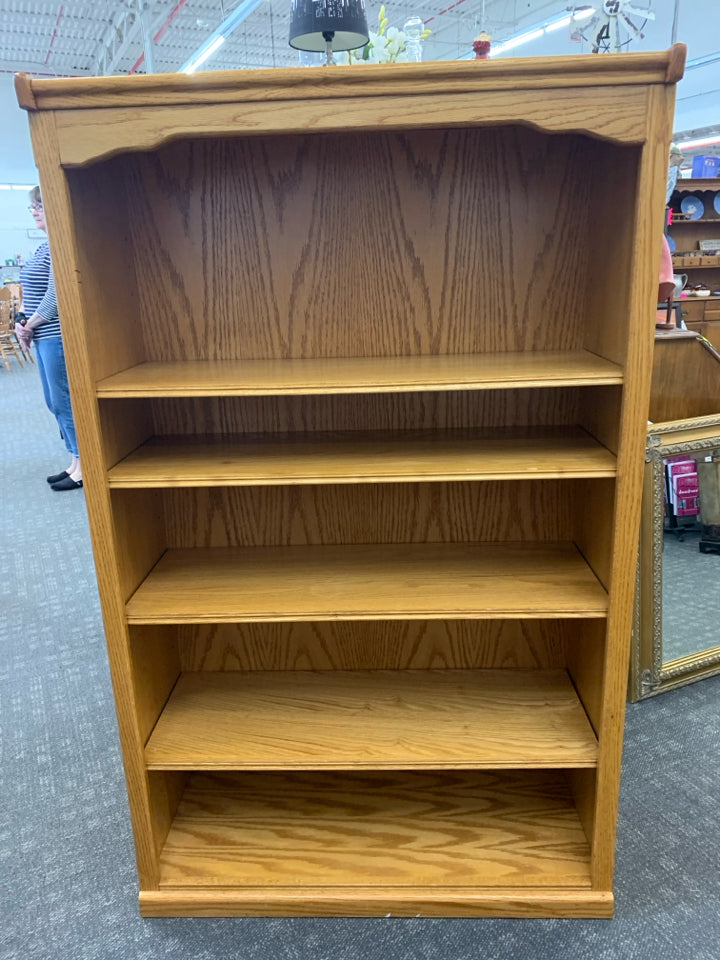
108, 427, 617, 487
125, 542, 608, 624
673, 179, 720, 193
669, 219, 720, 224
154, 770, 592, 894
96, 352, 624, 398
145, 669, 598, 771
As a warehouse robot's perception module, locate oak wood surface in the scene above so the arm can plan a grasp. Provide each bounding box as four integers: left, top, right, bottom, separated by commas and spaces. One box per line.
177, 620, 569, 672
145, 669, 597, 770
19, 51, 682, 916
125, 542, 608, 624
54, 88, 653, 167
139, 888, 613, 918
18, 51, 683, 111
107, 427, 616, 487
158, 770, 592, 889
142, 479, 580, 549
122, 129, 595, 363
96, 353, 624, 397
649, 333, 720, 422
587, 83, 678, 890
149, 388, 584, 437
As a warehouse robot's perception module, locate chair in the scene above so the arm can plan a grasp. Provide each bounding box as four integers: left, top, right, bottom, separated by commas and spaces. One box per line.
0, 285, 33, 364
0, 296, 26, 370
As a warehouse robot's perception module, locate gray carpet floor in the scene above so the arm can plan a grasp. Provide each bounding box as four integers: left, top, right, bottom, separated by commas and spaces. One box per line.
2, 359, 719, 960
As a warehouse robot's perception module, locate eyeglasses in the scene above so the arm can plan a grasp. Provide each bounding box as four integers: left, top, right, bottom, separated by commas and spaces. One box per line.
28, 202, 43, 212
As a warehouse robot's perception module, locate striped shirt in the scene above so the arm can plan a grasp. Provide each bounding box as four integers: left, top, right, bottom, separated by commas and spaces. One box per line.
19, 240, 61, 340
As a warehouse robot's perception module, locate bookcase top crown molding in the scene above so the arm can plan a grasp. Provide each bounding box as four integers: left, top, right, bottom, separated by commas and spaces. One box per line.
16, 44, 686, 167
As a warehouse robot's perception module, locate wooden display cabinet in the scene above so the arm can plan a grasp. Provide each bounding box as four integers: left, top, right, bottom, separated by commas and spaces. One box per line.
17, 47, 683, 918
669, 177, 720, 347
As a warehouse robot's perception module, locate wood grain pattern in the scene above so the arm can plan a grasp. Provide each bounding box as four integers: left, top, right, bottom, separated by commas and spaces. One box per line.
649, 333, 720, 423
588, 84, 678, 890
149, 387, 584, 437
120, 129, 595, 364
177, 619, 570, 672
159, 480, 579, 548
19, 51, 683, 111
158, 770, 591, 888
125, 542, 608, 624
19, 52, 681, 916
145, 668, 598, 770
107, 427, 617, 487
26, 111, 163, 887
96, 353, 624, 396
53, 87, 653, 167
139, 888, 613, 918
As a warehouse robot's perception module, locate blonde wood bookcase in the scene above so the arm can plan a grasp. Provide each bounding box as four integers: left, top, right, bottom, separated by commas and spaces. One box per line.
17, 47, 683, 918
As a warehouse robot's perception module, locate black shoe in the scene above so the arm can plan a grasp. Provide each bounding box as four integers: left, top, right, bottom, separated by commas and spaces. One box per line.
51, 476, 83, 491
46, 470, 69, 484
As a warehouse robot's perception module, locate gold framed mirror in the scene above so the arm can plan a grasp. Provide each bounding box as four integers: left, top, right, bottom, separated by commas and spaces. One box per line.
631, 414, 720, 701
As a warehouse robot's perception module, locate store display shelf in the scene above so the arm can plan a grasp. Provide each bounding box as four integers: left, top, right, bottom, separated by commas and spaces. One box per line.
125, 542, 609, 624
96, 351, 624, 398
107, 427, 617, 487
145, 668, 599, 771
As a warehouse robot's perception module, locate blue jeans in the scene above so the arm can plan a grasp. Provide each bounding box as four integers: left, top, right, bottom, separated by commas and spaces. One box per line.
35, 335, 79, 458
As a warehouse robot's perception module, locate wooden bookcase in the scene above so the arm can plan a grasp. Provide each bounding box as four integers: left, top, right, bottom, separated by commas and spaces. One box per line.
17, 47, 683, 918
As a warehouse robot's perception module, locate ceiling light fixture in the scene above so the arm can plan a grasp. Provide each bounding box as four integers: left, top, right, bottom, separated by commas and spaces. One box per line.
677, 134, 720, 150
483, 6, 595, 58
179, 0, 265, 73
183, 35, 226, 73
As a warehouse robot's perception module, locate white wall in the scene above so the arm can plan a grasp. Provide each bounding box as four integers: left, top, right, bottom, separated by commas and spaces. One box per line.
0, 75, 42, 271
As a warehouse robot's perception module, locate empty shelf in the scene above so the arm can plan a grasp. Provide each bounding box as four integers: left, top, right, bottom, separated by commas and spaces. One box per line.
145, 668, 598, 770
155, 770, 592, 892
97, 351, 623, 397
108, 427, 617, 487
126, 542, 608, 624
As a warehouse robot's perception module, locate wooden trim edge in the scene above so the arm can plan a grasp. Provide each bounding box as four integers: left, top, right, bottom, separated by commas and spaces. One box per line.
14, 72, 37, 110
139, 888, 614, 918
665, 42, 687, 83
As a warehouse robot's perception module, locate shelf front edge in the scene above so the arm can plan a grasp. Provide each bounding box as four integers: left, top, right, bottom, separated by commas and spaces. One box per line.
139, 888, 612, 918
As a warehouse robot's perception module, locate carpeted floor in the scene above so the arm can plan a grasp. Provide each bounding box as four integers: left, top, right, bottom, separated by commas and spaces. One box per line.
2, 359, 719, 960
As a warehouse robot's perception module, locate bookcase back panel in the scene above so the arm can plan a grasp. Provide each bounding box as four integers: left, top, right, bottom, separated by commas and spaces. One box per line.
150, 388, 581, 436
158, 480, 577, 547
176, 619, 570, 672
114, 127, 609, 362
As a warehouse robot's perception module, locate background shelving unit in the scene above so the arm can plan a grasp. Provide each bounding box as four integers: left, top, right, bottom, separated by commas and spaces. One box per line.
18, 48, 682, 918
669, 177, 720, 346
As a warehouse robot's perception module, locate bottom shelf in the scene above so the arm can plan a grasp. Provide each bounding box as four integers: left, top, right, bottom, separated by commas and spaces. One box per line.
144, 769, 606, 917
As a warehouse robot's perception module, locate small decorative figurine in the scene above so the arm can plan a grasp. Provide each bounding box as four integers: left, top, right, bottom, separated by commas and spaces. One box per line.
472, 30, 492, 59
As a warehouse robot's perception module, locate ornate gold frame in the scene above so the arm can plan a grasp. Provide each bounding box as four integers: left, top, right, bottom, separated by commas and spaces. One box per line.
630, 414, 720, 701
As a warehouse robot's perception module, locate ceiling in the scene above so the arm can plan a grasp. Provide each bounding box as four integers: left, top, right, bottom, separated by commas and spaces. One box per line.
0, 0, 717, 144
0, 0, 668, 76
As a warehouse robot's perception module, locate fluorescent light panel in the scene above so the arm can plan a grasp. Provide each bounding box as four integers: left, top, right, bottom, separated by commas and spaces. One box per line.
678, 135, 720, 149
183, 35, 225, 74
488, 7, 596, 57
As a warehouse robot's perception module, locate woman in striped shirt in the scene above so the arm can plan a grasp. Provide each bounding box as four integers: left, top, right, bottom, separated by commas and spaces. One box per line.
17, 187, 82, 491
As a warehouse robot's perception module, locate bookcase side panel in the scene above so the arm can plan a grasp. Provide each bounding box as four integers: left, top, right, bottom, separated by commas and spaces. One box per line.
588, 84, 678, 890
27, 111, 162, 888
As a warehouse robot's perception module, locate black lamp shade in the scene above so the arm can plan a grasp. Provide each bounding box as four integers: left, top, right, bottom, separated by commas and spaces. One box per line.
289, 0, 369, 52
